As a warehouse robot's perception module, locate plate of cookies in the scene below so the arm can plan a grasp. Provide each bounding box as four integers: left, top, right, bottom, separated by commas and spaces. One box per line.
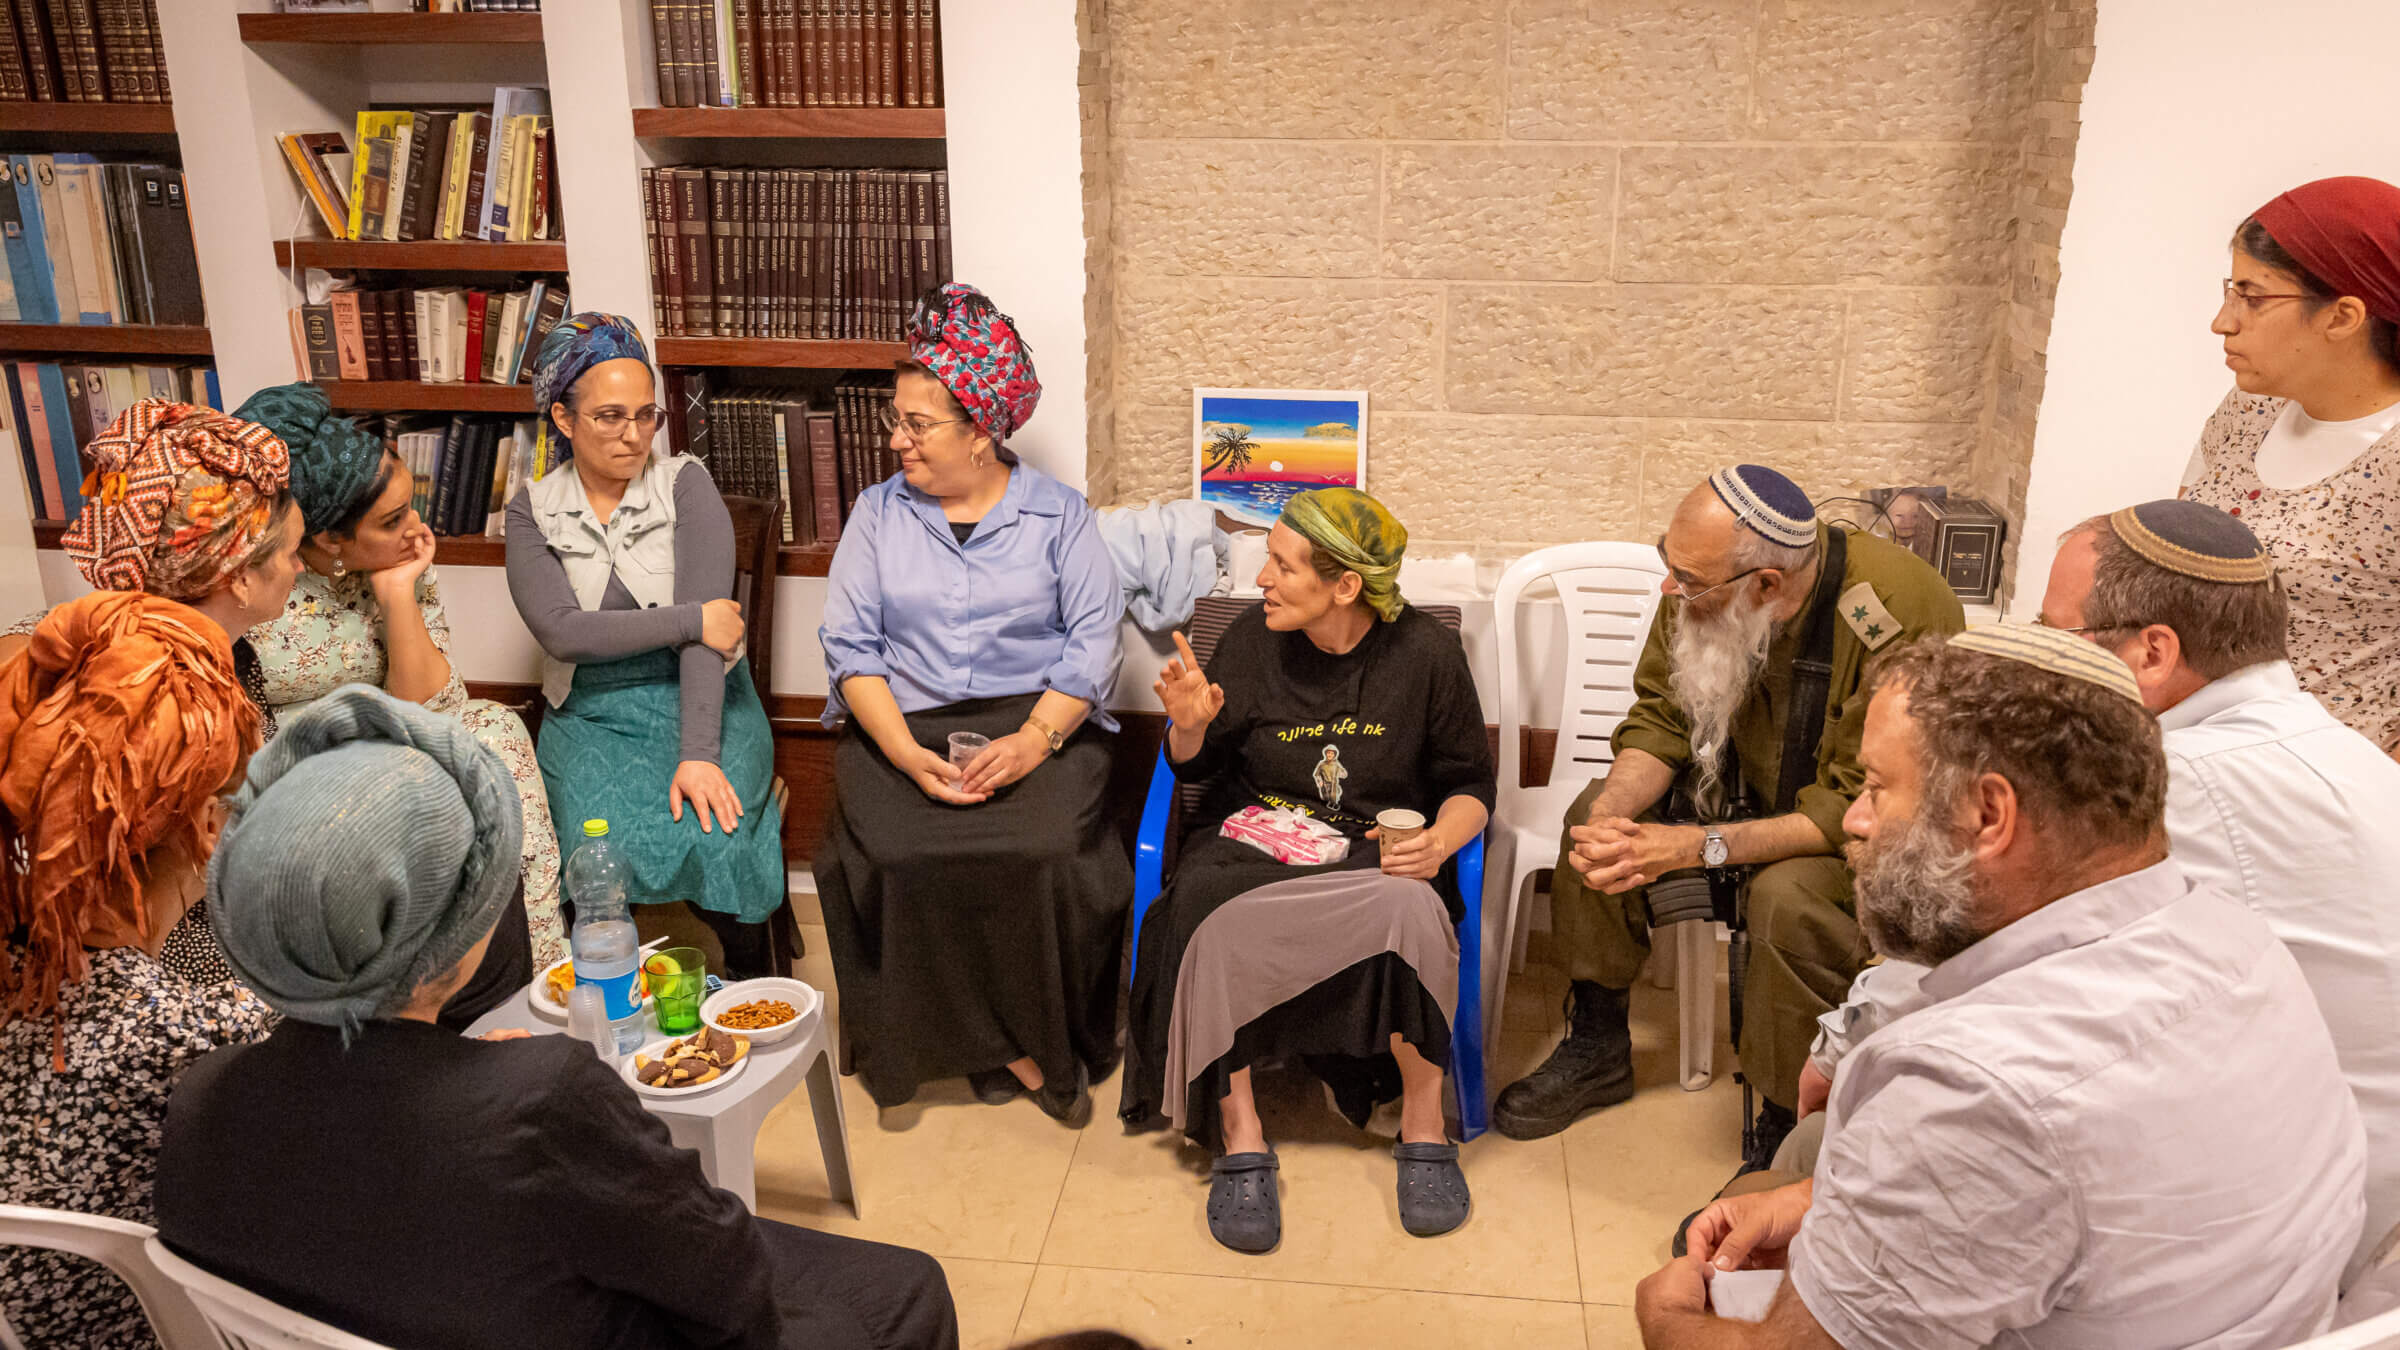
623, 1027, 752, 1097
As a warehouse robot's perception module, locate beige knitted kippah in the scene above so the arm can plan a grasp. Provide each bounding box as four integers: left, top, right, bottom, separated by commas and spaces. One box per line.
1946, 623, 2145, 705
2109, 499, 2274, 585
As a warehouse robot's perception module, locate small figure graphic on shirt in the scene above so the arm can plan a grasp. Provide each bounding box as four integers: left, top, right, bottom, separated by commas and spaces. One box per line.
1313, 744, 1348, 812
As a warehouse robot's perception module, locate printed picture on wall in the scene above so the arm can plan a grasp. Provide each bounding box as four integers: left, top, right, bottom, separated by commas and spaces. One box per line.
1192, 387, 1369, 529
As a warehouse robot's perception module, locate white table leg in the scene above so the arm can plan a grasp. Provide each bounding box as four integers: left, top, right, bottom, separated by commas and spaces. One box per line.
806, 1045, 859, 1217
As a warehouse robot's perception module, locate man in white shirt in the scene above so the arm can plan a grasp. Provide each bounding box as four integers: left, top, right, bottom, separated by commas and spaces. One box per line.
1795, 499, 2400, 1287
1635, 623, 2364, 1350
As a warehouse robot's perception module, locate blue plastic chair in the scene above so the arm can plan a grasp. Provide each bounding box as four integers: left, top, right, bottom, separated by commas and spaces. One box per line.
1127, 737, 1491, 1141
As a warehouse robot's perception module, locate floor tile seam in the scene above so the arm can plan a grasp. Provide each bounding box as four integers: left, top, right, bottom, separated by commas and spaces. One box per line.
1012, 1256, 1587, 1306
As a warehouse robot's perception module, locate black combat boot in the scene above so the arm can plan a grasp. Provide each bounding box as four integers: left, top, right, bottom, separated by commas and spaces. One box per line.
1491, 981, 1635, 1140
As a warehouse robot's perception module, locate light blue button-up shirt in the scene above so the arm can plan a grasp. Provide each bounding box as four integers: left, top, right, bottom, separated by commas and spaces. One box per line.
819, 462, 1125, 731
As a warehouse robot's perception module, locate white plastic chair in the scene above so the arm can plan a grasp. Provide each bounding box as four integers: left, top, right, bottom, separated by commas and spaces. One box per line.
1487, 543, 1683, 1072
0, 1205, 218, 1350
2286, 1306, 2400, 1349
144, 1237, 395, 1350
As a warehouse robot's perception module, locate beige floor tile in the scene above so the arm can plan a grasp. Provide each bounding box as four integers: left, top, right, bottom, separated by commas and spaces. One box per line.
1038, 1031, 1582, 1303
934, 1257, 1037, 1350
1561, 979, 1745, 1305
1014, 1265, 1590, 1349
750, 924, 1084, 1264
1502, 956, 1568, 1035
1583, 1301, 1640, 1350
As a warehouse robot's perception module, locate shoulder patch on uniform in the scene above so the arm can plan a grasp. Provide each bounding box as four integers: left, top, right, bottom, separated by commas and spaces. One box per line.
1839, 582, 1902, 651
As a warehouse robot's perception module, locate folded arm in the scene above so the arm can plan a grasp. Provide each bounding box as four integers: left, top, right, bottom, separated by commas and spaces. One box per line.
505, 493, 702, 665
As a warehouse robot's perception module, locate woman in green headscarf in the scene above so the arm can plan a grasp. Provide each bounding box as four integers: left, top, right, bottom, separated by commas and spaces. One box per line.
1122, 488, 1496, 1254
233, 381, 565, 973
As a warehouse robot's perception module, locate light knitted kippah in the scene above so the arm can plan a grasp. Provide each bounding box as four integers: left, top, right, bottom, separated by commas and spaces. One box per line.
208, 685, 522, 1034
1707, 464, 1817, 548
2109, 499, 2274, 584
1946, 623, 2144, 705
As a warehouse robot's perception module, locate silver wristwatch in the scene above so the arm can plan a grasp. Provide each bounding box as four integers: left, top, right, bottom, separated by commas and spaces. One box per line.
1701, 826, 1729, 869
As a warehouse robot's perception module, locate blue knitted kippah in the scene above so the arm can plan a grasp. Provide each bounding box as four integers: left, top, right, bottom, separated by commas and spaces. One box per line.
1707, 464, 1817, 548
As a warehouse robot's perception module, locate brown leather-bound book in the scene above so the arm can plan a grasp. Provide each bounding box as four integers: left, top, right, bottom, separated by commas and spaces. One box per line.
16, 1, 56, 102
877, 0, 898, 107
799, 0, 821, 108
93, 0, 124, 102
844, 0, 865, 108
918, 0, 938, 105
360, 290, 394, 383
672, 168, 713, 338
397, 110, 450, 242
645, 0, 678, 106
665, 0, 699, 107
399, 287, 422, 382
638, 168, 667, 335
899, 0, 918, 107
0, 4, 27, 103
796, 170, 819, 340
738, 168, 763, 339
931, 167, 950, 285
38, 0, 78, 101
861, 0, 881, 107
766, 0, 792, 107
59, 0, 97, 101
710, 168, 741, 338
908, 170, 933, 317
777, 168, 799, 340
649, 168, 686, 337
827, 170, 848, 340
458, 113, 493, 243
804, 409, 839, 544
140, 0, 162, 101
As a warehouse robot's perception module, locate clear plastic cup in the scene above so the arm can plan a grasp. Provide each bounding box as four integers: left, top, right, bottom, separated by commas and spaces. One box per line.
948, 732, 991, 770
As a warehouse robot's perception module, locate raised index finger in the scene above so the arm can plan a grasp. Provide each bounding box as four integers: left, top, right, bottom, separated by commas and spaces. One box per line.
1172, 629, 1200, 668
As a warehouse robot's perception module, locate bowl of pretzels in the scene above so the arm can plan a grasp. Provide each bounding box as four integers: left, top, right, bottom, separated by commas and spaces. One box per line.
701, 976, 819, 1046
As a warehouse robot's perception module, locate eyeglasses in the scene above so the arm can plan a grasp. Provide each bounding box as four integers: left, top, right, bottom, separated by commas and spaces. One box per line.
2032, 614, 2150, 637
2220, 279, 2316, 315
581, 404, 662, 434
877, 403, 972, 443
1655, 537, 1769, 603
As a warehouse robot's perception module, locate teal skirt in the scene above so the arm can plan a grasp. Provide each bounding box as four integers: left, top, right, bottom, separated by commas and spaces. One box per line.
536, 650, 785, 922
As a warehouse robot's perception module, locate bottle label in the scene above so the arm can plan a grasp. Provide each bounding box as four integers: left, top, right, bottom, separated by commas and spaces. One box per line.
591, 968, 642, 1022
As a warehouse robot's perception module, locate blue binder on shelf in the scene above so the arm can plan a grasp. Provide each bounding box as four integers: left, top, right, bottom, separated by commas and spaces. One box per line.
4, 157, 58, 325
32, 363, 83, 517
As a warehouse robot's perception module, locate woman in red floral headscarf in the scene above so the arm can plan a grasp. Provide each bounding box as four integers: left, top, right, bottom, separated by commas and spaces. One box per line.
814, 282, 1128, 1122
2187, 177, 2400, 755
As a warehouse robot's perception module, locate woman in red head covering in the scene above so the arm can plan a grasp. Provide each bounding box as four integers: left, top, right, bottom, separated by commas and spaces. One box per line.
2188, 176, 2400, 756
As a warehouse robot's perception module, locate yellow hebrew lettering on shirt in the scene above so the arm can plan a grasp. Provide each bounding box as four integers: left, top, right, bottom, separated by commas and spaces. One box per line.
1259, 792, 1316, 817
1332, 716, 1359, 735
1276, 723, 1328, 743
1363, 723, 1386, 735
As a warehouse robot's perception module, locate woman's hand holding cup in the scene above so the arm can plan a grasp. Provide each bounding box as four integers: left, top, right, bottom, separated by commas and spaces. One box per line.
903, 742, 988, 806
1371, 808, 1448, 880
1154, 630, 1225, 730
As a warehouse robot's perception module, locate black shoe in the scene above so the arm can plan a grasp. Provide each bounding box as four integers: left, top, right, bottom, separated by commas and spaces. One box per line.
1735, 1099, 1797, 1178
966, 1067, 1025, 1105
1491, 981, 1636, 1140
1032, 1062, 1091, 1128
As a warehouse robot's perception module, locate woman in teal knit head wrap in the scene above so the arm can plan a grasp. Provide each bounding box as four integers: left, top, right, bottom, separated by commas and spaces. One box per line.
233, 380, 568, 975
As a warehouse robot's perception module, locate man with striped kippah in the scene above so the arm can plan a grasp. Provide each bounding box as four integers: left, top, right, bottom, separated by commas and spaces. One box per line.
1495, 465, 1963, 1166
1800, 499, 2400, 1296
1636, 623, 2362, 1350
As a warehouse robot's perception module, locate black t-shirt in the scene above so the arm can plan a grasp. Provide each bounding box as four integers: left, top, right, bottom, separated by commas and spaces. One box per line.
1173, 604, 1496, 837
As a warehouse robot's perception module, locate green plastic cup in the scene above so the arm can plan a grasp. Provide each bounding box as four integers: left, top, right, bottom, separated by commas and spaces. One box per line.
646, 946, 707, 1035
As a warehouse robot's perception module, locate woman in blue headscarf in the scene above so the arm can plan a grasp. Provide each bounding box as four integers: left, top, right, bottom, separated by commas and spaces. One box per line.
502, 315, 783, 974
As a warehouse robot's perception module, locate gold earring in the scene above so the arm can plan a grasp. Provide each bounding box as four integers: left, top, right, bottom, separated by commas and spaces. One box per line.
330, 548, 346, 579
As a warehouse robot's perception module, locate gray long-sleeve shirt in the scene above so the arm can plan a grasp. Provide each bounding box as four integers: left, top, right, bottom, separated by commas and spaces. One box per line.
504, 459, 737, 763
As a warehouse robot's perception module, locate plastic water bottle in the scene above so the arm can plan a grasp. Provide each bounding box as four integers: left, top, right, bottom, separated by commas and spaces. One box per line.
565, 819, 645, 1055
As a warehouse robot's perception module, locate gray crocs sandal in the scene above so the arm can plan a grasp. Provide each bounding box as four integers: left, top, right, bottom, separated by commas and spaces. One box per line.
1394, 1141, 1471, 1237
1207, 1151, 1281, 1254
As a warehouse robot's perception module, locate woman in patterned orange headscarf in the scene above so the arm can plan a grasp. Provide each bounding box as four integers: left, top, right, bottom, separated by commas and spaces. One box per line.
0, 589, 277, 1350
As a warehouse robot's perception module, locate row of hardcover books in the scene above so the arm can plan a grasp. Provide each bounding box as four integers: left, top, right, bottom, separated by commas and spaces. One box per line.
6, 360, 218, 520
385, 414, 537, 539
279, 89, 557, 245
292, 282, 568, 387
0, 154, 201, 327
648, 0, 939, 110
0, 0, 168, 104
666, 372, 894, 548
638, 166, 950, 342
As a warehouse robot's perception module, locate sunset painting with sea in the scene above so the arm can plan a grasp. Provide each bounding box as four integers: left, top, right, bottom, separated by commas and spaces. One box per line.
1193, 390, 1367, 528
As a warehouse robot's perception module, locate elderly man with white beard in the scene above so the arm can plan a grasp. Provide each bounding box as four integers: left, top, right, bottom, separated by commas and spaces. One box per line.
1493, 465, 1962, 1167
1634, 624, 2364, 1350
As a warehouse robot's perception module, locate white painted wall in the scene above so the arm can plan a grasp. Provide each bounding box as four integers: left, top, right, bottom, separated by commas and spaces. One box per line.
2010, 0, 2400, 614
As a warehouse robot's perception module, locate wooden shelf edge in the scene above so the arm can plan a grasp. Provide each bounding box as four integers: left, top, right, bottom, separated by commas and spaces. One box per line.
237, 12, 544, 44
274, 239, 569, 271
0, 102, 177, 134
630, 106, 945, 139
0, 323, 211, 355
653, 337, 908, 369
315, 381, 535, 413
422, 535, 832, 577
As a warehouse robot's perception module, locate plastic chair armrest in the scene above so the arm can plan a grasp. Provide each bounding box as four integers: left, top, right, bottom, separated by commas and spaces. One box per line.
1128, 736, 1181, 985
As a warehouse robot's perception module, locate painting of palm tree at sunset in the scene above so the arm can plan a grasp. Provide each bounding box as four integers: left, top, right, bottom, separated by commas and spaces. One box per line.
1191, 388, 1368, 528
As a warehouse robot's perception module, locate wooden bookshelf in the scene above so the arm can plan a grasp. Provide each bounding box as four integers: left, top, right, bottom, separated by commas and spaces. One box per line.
275, 240, 569, 272
630, 107, 945, 140
430, 535, 507, 568
316, 381, 534, 413
424, 534, 835, 578
653, 338, 909, 369
30, 519, 66, 548
0, 323, 212, 356
0, 103, 177, 135
237, 12, 544, 45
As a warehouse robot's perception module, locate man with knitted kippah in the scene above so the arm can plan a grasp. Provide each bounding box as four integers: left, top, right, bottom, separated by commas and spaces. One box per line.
1495, 467, 1963, 1162
1634, 626, 2362, 1350
1799, 499, 2400, 1295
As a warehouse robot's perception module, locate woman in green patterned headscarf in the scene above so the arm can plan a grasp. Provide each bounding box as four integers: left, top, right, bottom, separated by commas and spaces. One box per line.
232, 381, 567, 977
1275, 487, 1408, 622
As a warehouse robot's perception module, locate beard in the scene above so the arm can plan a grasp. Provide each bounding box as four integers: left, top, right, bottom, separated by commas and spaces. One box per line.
1666, 589, 1781, 817
1848, 802, 1989, 967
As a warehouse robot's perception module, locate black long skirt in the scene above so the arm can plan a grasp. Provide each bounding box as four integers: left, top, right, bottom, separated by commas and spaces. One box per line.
812, 693, 1132, 1108
1121, 832, 1457, 1148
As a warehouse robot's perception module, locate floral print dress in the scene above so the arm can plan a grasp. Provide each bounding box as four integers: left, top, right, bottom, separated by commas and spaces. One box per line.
248, 567, 567, 965
0, 946, 275, 1350
2188, 389, 2400, 749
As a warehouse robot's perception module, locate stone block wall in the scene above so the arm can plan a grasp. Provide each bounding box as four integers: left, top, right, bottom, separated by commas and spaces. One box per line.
1089, 0, 2072, 556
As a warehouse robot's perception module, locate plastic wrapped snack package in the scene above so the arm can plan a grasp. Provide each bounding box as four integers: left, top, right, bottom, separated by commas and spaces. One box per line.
1218, 805, 1351, 866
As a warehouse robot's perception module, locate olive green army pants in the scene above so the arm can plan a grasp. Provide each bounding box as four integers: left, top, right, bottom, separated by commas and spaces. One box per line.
1547, 779, 1865, 1111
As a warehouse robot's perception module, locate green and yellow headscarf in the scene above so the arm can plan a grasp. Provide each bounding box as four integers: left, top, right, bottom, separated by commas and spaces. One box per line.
1280, 488, 1407, 622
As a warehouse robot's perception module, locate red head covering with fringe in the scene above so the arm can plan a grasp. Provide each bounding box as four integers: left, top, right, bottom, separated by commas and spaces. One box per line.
2252, 176, 2400, 324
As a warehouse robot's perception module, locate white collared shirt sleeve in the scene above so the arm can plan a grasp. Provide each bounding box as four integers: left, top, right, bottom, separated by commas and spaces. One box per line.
1808, 959, 1933, 1078
1788, 1047, 2079, 1350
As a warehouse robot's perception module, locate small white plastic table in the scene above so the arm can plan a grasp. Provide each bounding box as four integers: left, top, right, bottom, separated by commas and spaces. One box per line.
464, 986, 858, 1218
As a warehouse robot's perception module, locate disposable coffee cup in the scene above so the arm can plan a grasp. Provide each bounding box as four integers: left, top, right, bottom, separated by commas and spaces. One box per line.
1375, 808, 1427, 847
948, 732, 991, 770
